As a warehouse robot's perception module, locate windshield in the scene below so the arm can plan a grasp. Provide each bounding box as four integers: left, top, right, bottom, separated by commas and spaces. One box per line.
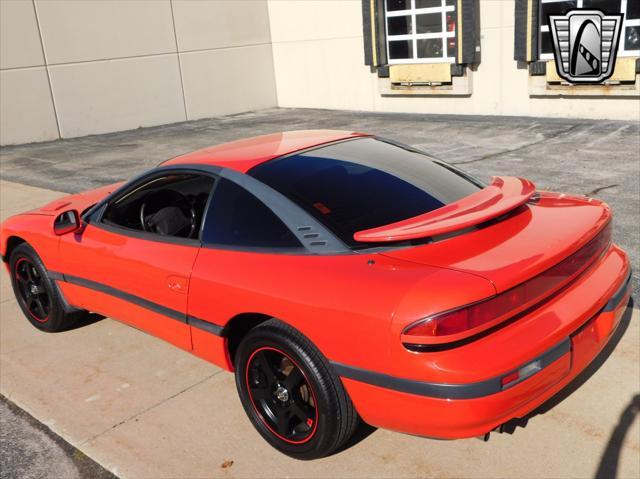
248, 137, 484, 248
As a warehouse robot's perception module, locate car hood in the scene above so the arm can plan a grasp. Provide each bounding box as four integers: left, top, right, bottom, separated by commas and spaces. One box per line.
27, 182, 124, 217
380, 191, 611, 293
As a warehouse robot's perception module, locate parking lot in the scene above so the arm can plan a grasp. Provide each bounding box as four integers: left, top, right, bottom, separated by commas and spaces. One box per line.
1, 108, 639, 478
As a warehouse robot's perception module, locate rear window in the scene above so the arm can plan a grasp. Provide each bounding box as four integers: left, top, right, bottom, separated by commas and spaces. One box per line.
249, 137, 483, 248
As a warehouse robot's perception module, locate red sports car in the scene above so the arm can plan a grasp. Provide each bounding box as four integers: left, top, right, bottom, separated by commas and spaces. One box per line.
1, 130, 631, 459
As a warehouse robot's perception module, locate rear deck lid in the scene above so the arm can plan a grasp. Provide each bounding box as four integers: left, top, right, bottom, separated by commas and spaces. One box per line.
382, 192, 611, 292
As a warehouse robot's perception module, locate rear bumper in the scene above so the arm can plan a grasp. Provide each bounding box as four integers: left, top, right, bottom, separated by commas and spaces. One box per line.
340, 245, 632, 439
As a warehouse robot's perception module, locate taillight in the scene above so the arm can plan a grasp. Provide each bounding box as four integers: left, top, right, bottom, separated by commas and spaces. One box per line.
402, 221, 612, 347
401, 286, 530, 344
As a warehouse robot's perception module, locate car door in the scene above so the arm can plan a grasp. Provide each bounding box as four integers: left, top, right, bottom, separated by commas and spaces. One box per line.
57, 172, 216, 351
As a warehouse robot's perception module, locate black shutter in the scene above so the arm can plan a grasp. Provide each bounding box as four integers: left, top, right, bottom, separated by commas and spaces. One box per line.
530, 0, 540, 62
460, 0, 479, 64
362, 0, 374, 66
374, 0, 388, 66
361, 0, 387, 68
514, 0, 540, 62
514, 0, 528, 61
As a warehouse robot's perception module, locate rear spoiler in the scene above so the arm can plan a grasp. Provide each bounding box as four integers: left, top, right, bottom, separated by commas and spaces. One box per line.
353, 176, 536, 243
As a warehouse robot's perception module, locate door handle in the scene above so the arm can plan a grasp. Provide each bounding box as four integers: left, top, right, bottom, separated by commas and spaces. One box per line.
166, 275, 188, 294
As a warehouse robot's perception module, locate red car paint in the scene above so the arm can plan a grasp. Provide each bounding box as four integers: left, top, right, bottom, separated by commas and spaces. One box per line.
0, 130, 631, 440
163, 130, 369, 173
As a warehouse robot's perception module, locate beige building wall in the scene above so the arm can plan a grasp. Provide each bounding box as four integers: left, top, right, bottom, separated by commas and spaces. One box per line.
0, 0, 58, 145
268, 0, 640, 121
0, 0, 277, 146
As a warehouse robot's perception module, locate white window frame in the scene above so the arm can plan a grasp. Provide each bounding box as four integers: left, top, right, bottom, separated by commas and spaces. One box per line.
539, 0, 640, 60
385, 0, 457, 65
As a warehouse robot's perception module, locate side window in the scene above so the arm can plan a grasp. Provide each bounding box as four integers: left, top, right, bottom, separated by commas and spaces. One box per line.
102, 174, 215, 239
203, 179, 302, 249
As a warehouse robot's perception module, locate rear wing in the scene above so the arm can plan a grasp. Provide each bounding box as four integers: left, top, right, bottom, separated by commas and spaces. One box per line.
353, 176, 536, 243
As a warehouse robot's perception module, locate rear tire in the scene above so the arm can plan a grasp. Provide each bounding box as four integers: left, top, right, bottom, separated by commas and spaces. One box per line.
234, 319, 359, 460
9, 243, 87, 332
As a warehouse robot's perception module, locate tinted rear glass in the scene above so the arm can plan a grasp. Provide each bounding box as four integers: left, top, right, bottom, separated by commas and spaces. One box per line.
249, 138, 483, 248
203, 178, 301, 249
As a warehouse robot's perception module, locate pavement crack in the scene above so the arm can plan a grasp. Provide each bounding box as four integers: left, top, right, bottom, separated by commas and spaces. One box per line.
79, 370, 222, 446
586, 184, 619, 196
451, 124, 582, 165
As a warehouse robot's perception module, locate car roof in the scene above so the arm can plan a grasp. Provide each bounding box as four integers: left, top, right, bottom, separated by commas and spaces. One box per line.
162, 130, 369, 173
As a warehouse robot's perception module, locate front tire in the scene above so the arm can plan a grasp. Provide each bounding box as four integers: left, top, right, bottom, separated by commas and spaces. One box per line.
234, 319, 358, 460
9, 243, 86, 332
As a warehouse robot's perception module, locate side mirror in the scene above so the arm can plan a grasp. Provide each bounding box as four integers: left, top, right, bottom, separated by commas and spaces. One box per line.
54, 209, 81, 236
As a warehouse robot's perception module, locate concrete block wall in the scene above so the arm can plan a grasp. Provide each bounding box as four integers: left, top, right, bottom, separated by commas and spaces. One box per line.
269, 0, 374, 112
0, 0, 277, 145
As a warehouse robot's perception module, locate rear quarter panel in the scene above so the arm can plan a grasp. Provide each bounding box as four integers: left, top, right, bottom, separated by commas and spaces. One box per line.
187, 248, 495, 373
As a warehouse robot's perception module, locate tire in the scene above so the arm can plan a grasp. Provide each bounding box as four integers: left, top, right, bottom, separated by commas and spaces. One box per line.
234, 319, 359, 460
9, 243, 87, 332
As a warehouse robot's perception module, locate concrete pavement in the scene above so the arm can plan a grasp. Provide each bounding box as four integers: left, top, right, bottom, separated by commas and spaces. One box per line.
0, 179, 638, 478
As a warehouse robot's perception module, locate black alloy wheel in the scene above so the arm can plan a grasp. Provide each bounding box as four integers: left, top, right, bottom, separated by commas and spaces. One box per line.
235, 319, 359, 460
9, 242, 88, 332
14, 257, 50, 323
246, 346, 318, 444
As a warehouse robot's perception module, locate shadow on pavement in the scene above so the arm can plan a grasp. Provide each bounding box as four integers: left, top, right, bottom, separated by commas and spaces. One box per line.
594, 393, 640, 479
333, 420, 378, 456
60, 312, 106, 332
